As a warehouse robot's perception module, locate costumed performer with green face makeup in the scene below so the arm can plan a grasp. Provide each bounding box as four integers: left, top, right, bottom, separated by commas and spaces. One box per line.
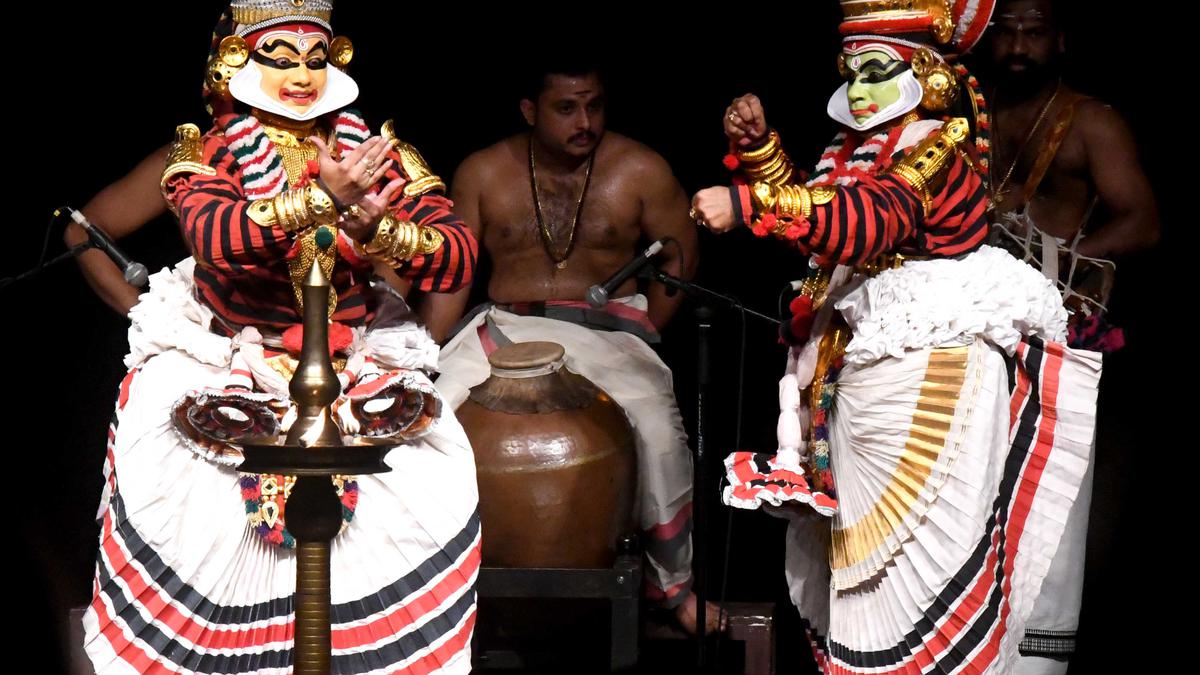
691, 1, 1102, 672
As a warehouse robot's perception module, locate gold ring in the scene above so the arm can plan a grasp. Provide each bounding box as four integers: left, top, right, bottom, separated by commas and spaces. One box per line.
688, 208, 698, 220
346, 204, 362, 218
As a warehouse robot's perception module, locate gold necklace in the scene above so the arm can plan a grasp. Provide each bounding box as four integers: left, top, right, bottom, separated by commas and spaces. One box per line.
992, 80, 1061, 206
255, 110, 321, 186
529, 138, 595, 270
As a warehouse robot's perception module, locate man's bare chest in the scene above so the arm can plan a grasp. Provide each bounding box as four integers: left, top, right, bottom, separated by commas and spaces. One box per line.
481, 171, 642, 254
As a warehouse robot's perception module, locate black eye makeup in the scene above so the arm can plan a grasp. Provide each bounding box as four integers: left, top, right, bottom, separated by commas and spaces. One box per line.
251, 40, 329, 71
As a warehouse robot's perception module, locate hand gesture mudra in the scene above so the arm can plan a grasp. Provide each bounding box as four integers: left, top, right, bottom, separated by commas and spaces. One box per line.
311, 135, 394, 208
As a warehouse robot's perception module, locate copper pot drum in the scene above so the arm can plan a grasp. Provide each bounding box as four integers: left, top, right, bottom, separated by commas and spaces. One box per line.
456, 341, 637, 568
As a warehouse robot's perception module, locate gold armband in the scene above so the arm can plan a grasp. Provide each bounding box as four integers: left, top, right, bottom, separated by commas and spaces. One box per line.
736, 129, 794, 186
381, 120, 447, 198
247, 184, 338, 233
887, 117, 970, 214
161, 123, 216, 212
810, 185, 837, 206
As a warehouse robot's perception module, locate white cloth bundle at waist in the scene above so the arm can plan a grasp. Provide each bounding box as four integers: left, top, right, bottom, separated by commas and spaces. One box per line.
836, 245, 1069, 365
125, 258, 441, 381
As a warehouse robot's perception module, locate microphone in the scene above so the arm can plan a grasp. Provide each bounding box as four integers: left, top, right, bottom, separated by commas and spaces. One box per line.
64, 208, 149, 287
586, 238, 666, 308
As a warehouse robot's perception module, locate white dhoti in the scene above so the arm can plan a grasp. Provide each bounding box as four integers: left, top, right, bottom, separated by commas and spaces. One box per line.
1014, 441, 1094, 674
84, 262, 479, 674
994, 213, 1104, 674
436, 296, 694, 606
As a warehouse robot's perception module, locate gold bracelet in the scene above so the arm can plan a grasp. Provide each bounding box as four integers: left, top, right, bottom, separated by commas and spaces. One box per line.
738, 129, 783, 162
279, 187, 309, 232
247, 183, 338, 233
736, 129, 794, 186
776, 185, 813, 220
759, 155, 793, 185
392, 218, 419, 261
361, 215, 444, 266
748, 182, 813, 220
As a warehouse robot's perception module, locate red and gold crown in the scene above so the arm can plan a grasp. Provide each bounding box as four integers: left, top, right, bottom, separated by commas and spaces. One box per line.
839, 0, 995, 55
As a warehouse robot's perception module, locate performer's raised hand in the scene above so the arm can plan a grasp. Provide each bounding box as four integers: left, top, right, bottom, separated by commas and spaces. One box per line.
724, 94, 768, 148
339, 177, 407, 242
312, 135, 395, 207
690, 187, 738, 234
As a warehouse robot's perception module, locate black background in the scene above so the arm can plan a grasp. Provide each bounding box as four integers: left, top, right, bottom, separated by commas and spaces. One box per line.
7, 2, 1183, 672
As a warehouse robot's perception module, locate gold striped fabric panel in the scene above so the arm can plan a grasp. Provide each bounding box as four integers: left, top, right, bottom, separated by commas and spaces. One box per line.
830, 344, 983, 588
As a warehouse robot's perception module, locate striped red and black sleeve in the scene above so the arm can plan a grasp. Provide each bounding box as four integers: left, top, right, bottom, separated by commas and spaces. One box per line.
379, 154, 478, 294
164, 134, 293, 275
785, 151, 988, 264
912, 151, 990, 255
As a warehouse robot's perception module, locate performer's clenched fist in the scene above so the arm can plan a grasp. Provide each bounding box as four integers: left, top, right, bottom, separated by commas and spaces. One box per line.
691, 187, 738, 233
724, 94, 769, 148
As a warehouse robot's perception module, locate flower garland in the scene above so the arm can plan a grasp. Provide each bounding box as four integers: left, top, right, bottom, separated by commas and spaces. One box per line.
808, 357, 844, 498
240, 473, 359, 548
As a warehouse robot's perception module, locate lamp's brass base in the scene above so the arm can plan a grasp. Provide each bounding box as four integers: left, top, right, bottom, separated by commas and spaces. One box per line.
239, 441, 393, 476
239, 443, 395, 675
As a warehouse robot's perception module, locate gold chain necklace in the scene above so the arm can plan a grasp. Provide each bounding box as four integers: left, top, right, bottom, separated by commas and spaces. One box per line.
992, 80, 1061, 206
529, 138, 595, 270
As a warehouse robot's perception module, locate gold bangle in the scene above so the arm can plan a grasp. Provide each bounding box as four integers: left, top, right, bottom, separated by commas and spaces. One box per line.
248, 183, 337, 233
746, 157, 793, 186
748, 181, 813, 220
393, 218, 419, 261
759, 156, 793, 185
737, 129, 795, 186
776, 185, 813, 220
361, 215, 431, 266
274, 188, 307, 233
738, 129, 783, 162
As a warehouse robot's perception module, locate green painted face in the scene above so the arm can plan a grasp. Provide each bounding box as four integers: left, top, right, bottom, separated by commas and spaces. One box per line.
844, 50, 908, 123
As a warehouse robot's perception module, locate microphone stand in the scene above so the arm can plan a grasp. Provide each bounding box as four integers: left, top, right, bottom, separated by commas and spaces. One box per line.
0, 241, 95, 290
643, 268, 780, 326
639, 267, 777, 670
